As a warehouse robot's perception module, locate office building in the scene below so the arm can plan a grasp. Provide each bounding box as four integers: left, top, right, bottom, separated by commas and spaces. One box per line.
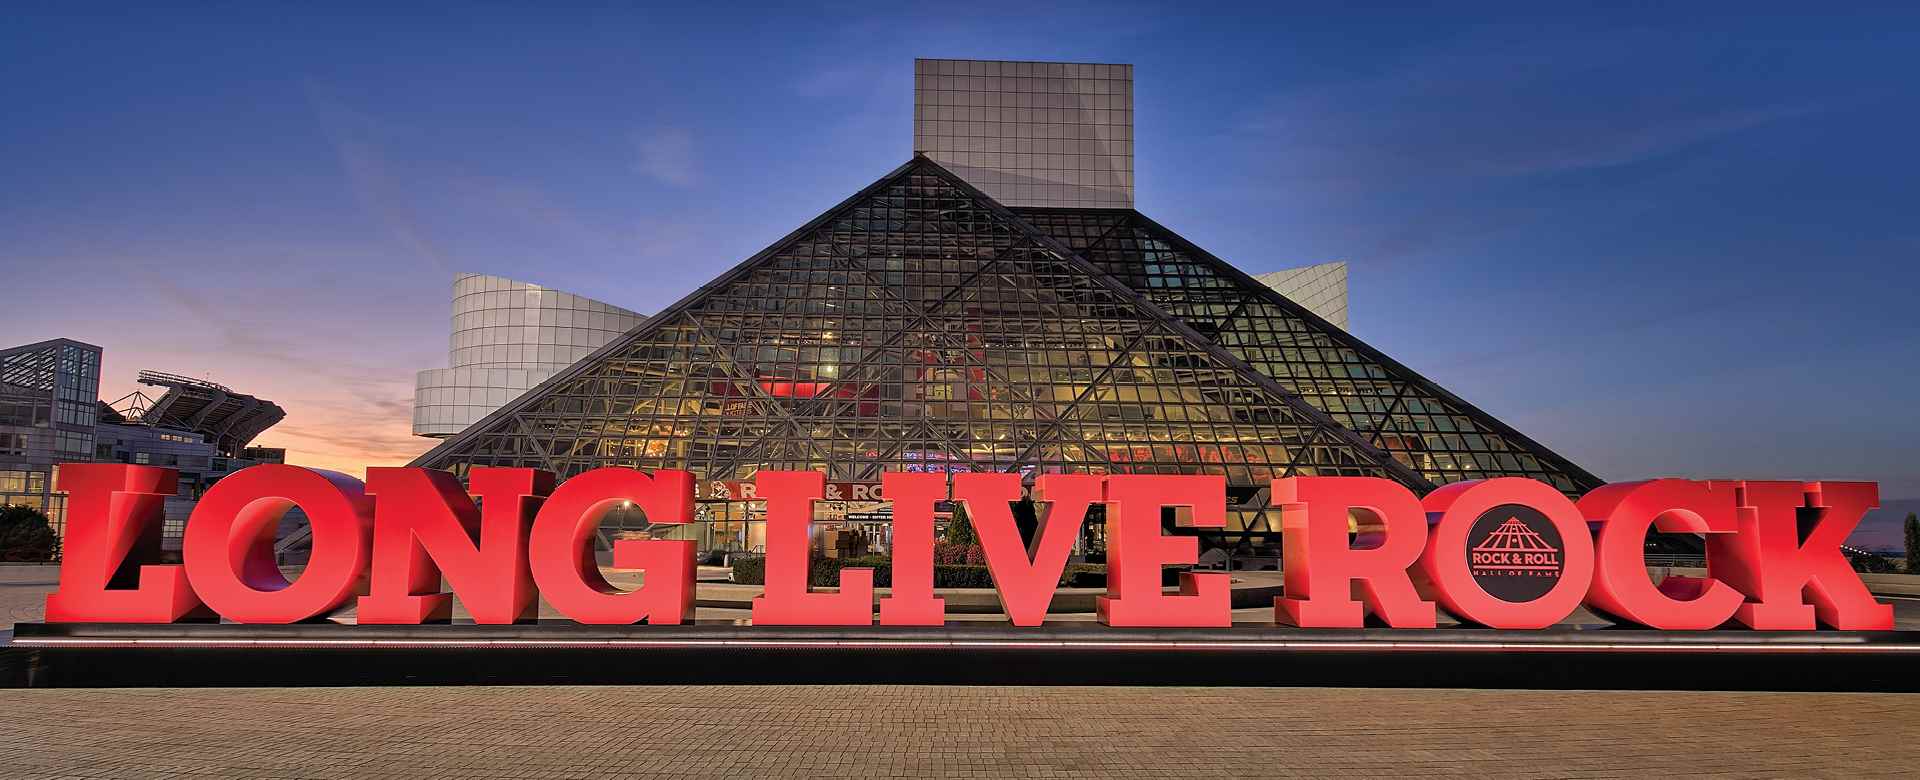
0, 339, 101, 534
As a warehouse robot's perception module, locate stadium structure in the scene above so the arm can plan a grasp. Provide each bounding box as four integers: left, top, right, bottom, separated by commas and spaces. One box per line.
1, 340, 292, 551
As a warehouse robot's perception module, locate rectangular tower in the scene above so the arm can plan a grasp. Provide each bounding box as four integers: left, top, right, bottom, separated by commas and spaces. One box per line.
914, 58, 1133, 209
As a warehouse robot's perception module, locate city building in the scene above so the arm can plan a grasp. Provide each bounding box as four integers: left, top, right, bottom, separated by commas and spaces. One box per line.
408, 59, 1608, 557
0, 339, 102, 533
413, 272, 647, 438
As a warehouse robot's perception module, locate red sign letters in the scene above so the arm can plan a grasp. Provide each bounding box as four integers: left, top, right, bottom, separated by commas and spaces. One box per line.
44, 464, 1894, 631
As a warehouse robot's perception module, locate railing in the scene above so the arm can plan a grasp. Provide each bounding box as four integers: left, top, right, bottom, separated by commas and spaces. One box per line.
137, 369, 232, 393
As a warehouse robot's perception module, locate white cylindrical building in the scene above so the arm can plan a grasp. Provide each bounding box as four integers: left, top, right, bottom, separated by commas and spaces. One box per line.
413, 273, 646, 437
1255, 261, 1349, 331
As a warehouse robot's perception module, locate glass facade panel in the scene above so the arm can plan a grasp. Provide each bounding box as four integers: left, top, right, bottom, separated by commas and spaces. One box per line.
415, 273, 647, 437
915, 58, 1133, 209
1015, 209, 1599, 494
0, 338, 102, 537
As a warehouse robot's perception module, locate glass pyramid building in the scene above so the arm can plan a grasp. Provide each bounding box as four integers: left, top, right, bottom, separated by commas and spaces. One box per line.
411, 156, 1603, 551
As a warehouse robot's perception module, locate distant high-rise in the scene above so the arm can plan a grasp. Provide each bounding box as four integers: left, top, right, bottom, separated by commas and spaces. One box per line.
914, 58, 1132, 209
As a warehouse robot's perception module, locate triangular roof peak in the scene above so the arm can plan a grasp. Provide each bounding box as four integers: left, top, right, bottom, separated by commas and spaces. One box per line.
412, 156, 1427, 490
414, 155, 1599, 503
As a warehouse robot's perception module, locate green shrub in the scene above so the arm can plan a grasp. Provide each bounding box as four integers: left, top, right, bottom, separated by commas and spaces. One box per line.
0, 504, 59, 562
728, 556, 1198, 589
730, 555, 765, 584
818, 556, 892, 587
1059, 565, 1194, 588
1061, 564, 1106, 588
1848, 553, 1898, 574
932, 564, 994, 588
933, 542, 980, 565
943, 503, 977, 545
1905, 512, 1919, 574
729, 555, 894, 587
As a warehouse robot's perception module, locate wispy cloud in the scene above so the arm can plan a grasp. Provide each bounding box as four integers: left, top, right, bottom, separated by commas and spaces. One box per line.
133, 275, 433, 475
1209, 27, 1834, 267
444, 174, 621, 260
634, 127, 698, 186
1233, 28, 1825, 190
144, 278, 411, 388
307, 83, 452, 274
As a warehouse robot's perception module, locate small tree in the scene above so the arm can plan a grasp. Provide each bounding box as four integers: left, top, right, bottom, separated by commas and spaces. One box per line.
943, 501, 977, 546
0, 504, 60, 562
936, 501, 983, 565
1849, 551, 1898, 574
1904, 512, 1919, 574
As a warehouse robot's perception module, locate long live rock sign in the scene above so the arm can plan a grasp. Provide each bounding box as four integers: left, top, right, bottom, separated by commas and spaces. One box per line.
42, 463, 1893, 631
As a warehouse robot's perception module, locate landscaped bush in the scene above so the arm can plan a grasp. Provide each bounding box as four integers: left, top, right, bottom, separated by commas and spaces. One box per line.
933, 542, 983, 565
1848, 553, 1898, 574
728, 556, 1192, 589
818, 555, 893, 587
1059, 565, 1188, 588
1061, 564, 1106, 588
730, 554, 893, 587
933, 564, 995, 588
0, 505, 59, 562
730, 555, 765, 584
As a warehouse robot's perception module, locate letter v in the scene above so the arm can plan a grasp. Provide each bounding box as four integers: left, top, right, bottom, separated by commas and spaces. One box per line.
954, 473, 1102, 626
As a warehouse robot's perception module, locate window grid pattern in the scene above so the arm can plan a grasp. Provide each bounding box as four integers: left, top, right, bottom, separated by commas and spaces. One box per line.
1256, 261, 1349, 331
415, 273, 647, 437
417, 161, 1423, 538
1015, 208, 1597, 494
0, 339, 103, 538
915, 58, 1133, 209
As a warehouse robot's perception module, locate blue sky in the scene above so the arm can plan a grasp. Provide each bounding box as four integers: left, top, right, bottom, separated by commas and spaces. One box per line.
2, 3, 1916, 506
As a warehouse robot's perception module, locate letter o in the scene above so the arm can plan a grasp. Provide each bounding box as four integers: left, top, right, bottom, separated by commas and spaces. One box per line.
183, 465, 373, 623
1418, 478, 1595, 629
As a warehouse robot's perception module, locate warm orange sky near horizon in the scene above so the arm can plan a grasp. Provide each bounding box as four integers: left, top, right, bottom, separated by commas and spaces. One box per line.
98, 361, 436, 481
69, 266, 458, 480
251, 402, 437, 481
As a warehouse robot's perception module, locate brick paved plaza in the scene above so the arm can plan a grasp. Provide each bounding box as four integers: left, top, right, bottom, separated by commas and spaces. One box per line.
7, 566, 1920, 777
4, 684, 1918, 778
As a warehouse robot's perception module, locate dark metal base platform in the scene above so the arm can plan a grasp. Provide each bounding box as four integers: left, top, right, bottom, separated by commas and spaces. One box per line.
7, 621, 1919, 690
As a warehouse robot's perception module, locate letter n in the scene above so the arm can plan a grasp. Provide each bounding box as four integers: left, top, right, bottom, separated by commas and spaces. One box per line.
357, 467, 552, 624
